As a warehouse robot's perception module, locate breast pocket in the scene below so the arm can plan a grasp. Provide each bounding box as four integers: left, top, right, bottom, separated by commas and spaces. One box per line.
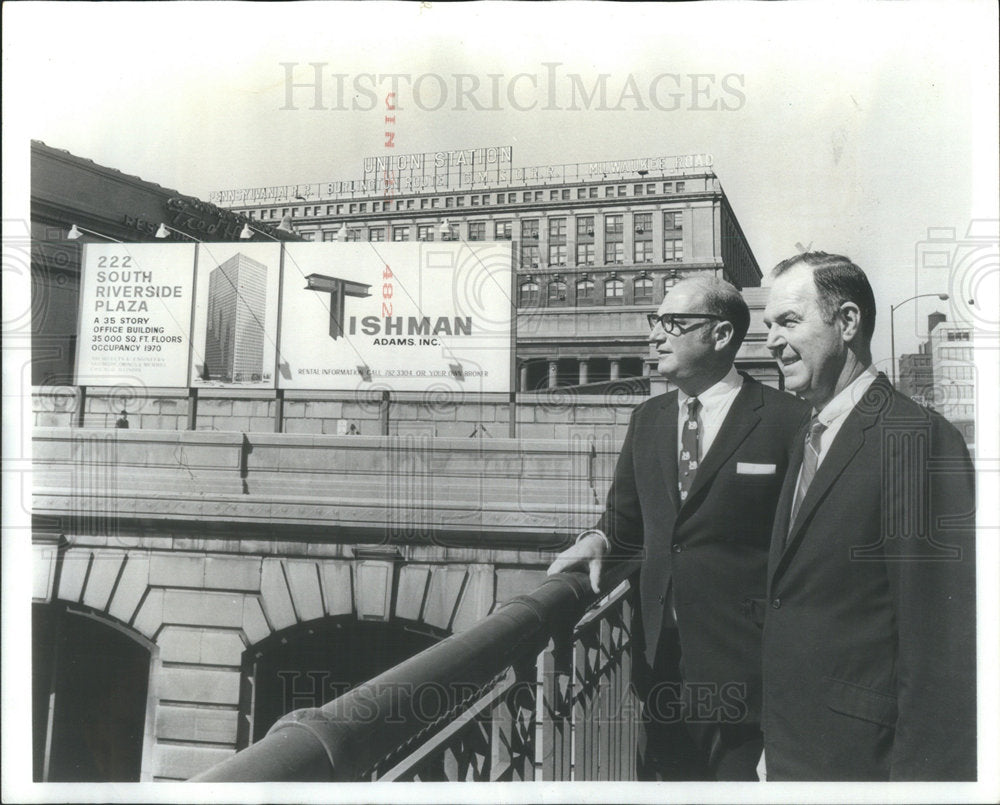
729, 468, 783, 530
735, 462, 778, 477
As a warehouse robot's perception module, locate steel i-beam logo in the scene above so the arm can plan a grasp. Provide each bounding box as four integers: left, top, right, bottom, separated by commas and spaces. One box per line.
304, 274, 372, 340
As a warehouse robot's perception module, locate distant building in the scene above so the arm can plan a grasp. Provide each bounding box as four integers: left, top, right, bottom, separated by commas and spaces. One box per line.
928, 317, 975, 450
898, 312, 975, 451
898, 350, 933, 406
204, 254, 268, 382
213, 146, 779, 391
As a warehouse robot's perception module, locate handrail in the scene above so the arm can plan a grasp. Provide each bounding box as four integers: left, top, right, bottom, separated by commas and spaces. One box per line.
193, 561, 639, 782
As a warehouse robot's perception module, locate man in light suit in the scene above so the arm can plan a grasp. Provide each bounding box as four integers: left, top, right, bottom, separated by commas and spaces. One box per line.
760, 252, 976, 780
549, 276, 809, 780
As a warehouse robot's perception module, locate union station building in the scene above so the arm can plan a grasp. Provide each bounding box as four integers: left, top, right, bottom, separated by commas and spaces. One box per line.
217, 146, 778, 392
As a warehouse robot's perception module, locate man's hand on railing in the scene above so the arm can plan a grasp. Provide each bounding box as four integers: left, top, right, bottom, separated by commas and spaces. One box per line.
546, 531, 607, 594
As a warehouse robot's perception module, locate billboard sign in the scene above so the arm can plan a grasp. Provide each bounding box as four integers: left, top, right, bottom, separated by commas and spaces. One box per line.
277, 242, 513, 393
74, 241, 513, 394
75, 243, 196, 387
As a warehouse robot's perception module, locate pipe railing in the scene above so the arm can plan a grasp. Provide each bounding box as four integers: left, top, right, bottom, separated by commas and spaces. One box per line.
193, 560, 640, 782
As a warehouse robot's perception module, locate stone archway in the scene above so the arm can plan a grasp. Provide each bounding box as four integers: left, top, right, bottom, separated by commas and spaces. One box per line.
32, 602, 154, 782
31, 539, 540, 779
237, 616, 448, 746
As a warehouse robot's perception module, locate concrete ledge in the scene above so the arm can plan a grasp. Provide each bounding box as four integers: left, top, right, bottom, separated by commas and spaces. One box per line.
33, 427, 609, 545
34, 490, 600, 544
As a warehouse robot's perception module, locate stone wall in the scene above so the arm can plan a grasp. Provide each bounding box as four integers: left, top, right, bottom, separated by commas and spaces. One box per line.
32, 426, 617, 779
31, 386, 641, 443
34, 537, 551, 780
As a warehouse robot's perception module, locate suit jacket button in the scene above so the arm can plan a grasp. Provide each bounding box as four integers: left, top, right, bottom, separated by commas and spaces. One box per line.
771, 598, 782, 609
658, 594, 665, 605
671, 544, 682, 553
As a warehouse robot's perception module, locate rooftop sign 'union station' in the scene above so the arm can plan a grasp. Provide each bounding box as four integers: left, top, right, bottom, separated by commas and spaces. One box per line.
209, 147, 715, 205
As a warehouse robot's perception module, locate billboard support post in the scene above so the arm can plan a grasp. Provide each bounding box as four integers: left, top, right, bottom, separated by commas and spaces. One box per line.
275, 389, 285, 434
273, 244, 287, 432
380, 389, 390, 436
187, 388, 199, 430
76, 385, 87, 428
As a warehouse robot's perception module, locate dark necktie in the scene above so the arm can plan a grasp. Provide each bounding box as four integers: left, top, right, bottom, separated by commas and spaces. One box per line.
789, 417, 827, 532
679, 397, 701, 503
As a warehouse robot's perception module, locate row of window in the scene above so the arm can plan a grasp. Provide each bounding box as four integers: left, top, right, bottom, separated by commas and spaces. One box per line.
247, 181, 690, 221
941, 365, 975, 380
306, 234, 684, 267
518, 274, 674, 307
937, 347, 974, 361
304, 211, 683, 249
519, 238, 683, 268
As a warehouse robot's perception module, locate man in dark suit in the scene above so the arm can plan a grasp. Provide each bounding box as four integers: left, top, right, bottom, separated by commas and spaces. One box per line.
760, 252, 976, 781
548, 276, 808, 780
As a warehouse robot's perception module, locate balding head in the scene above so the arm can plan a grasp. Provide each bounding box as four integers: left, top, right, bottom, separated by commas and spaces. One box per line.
668, 276, 751, 351
649, 275, 750, 394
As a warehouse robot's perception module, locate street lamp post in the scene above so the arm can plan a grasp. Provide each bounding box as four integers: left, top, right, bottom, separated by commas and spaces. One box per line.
890, 292, 949, 387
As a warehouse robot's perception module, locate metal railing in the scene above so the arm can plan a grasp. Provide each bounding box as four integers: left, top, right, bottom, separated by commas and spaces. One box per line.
193, 562, 640, 782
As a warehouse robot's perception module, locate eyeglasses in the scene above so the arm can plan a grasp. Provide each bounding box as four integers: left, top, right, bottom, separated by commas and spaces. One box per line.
647, 313, 724, 336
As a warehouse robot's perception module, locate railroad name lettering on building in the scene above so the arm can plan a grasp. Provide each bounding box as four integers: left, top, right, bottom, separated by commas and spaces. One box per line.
362, 146, 513, 173
208, 149, 714, 205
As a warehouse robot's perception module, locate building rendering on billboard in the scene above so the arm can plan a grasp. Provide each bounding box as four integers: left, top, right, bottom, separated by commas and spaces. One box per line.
73, 241, 514, 394
204, 254, 269, 383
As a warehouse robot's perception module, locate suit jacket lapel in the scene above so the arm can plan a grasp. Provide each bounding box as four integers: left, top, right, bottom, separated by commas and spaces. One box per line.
768, 419, 805, 593
652, 392, 681, 512
771, 375, 889, 583
683, 378, 762, 510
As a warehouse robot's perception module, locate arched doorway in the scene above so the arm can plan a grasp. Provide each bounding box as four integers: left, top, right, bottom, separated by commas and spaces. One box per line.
238, 617, 446, 746
32, 603, 153, 781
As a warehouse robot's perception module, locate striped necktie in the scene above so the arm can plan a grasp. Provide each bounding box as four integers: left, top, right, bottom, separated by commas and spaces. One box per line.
679, 397, 701, 503
789, 417, 827, 533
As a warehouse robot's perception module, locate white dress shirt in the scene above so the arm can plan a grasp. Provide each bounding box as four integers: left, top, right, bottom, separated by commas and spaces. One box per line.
677, 365, 745, 462
791, 367, 878, 494
579, 366, 745, 552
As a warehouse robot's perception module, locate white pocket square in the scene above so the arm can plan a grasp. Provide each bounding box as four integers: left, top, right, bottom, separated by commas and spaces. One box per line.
737, 462, 776, 475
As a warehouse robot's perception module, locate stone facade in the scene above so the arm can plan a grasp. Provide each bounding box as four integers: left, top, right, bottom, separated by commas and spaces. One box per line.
35, 537, 550, 780
32, 426, 615, 779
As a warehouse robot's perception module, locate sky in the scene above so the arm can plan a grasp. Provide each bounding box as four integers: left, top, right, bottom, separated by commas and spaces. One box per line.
4, 1, 998, 367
